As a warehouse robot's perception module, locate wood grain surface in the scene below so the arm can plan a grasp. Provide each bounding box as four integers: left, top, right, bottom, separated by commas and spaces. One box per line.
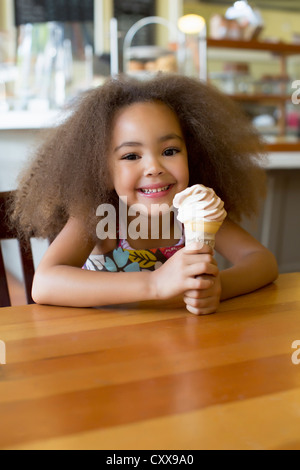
0, 273, 300, 450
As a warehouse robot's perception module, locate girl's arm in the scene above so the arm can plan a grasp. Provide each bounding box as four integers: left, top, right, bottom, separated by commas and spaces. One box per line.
32, 217, 155, 307
32, 217, 216, 308
216, 218, 279, 301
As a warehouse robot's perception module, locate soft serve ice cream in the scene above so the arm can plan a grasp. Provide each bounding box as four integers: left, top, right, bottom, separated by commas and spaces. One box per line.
173, 184, 227, 248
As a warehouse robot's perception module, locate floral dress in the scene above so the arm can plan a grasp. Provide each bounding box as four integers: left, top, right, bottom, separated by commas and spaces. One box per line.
83, 233, 185, 273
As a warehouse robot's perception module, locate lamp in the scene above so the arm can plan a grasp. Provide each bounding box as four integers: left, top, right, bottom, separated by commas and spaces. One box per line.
178, 14, 207, 81
225, 1, 256, 22
178, 14, 206, 35
225, 1, 263, 39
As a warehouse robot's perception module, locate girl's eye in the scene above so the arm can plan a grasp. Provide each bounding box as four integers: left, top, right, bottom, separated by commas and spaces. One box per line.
122, 153, 140, 161
163, 148, 180, 157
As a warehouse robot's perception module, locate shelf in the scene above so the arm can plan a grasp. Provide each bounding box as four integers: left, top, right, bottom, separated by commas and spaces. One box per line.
265, 142, 300, 152
228, 94, 292, 103
207, 38, 300, 140
207, 38, 300, 55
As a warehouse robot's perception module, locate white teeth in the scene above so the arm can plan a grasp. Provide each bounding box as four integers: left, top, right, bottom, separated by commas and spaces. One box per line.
141, 185, 170, 194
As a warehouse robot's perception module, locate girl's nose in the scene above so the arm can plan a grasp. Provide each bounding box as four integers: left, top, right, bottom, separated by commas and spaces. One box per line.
144, 155, 165, 177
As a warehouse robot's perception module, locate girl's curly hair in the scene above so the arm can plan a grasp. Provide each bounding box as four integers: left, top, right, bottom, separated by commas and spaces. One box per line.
11, 74, 266, 241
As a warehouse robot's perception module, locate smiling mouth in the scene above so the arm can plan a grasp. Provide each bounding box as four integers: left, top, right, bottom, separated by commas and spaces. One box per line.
139, 185, 172, 195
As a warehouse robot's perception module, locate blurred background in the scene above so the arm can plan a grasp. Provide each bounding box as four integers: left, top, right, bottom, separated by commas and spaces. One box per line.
0, 0, 300, 303
1, 0, 300, 129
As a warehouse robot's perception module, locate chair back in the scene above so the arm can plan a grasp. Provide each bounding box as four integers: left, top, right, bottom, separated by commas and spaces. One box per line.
0, 191, 35, 307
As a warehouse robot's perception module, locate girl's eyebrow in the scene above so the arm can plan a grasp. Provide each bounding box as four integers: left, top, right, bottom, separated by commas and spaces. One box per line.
158, 133, 184, 143
114, 142, 142, 152
114, 134, 184, 153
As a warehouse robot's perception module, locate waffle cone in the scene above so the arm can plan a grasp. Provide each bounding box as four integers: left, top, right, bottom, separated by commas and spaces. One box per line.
184, 220, 222, 235
184, 220, 222, 249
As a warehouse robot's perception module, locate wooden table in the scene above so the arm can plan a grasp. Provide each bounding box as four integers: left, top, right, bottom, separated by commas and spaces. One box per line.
0, 273, 300, 450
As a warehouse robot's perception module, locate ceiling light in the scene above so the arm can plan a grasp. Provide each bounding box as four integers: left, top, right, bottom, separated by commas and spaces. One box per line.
178, 14, 206, 35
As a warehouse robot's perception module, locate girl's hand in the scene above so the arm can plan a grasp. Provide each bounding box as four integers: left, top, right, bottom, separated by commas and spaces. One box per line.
184, 271, 222, 316
151, 243, 219, 302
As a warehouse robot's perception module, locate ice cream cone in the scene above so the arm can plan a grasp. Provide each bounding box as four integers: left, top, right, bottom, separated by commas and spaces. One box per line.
173, 184, 227, 250
184, 220, 222, 249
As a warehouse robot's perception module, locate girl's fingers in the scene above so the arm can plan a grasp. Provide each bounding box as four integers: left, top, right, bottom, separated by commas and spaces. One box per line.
185, 304, 217, 316
186, 253, 215, 266
185, 243, 213, 254
185, 285, 215, 298
187, 262, 219, 278
184, 294, 215, 308
184, 293, 219, 315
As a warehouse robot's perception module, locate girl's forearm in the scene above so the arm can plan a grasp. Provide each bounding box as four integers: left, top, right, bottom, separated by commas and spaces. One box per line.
32, 266, 156, 308
220, 250, 278, 301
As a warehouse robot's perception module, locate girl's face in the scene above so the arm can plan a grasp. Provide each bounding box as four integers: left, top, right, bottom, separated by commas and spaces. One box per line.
109, 101, 189, 214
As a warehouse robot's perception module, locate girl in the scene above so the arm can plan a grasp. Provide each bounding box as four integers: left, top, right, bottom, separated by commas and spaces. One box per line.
11, 74, 278, 314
